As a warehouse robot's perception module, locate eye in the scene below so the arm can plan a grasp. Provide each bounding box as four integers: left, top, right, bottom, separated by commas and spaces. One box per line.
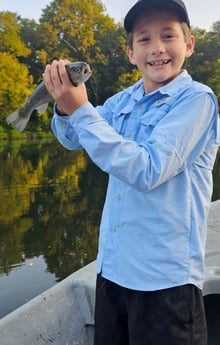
75, 67, 81, 73
163, 32, 177, 40
138, 36, 150, 43
164, 34, 174, 39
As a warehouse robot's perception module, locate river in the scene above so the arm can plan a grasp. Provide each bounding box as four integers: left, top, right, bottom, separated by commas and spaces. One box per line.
0, 140, 219, 318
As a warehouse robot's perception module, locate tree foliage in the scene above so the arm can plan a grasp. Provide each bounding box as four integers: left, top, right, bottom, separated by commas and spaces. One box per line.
0, 12, 30, 57
0, 13, 33, 121
37, 0, 130, 103
0, 53, 33, 118
0, 1, 219, 132
184, 26, 220, 90
208, 59, 220, 102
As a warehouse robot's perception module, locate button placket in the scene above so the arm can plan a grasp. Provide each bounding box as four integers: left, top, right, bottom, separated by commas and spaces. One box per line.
111, 192, 122, 232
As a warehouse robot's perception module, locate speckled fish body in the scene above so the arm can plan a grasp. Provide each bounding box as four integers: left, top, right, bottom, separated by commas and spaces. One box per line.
6, 61, 92, 132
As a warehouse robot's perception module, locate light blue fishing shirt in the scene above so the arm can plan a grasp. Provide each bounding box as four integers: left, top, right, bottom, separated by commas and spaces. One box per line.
51, 70, 220, 291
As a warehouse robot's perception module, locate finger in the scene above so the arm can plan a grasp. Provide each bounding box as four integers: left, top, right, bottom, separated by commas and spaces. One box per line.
43, 65, 52, 90
56, 60, 72, 86
49, 60, 61, 85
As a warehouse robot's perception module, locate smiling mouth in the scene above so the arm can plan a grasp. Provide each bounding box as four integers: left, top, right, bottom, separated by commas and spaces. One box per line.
148, 59, 171, 66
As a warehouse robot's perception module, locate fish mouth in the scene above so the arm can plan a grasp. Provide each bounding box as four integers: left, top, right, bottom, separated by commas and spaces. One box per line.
83, 65, 92, 76
66, 61, 92, 85
84, 66, 91, 74
148, 59, 171, 66
82, 66, 92, 81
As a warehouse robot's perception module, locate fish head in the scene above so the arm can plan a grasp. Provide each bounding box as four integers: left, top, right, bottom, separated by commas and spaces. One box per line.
65, 61, 92, 86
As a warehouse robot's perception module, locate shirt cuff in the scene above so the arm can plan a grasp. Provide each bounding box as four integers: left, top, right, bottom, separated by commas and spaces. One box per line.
54, 104, 68, 116
68, 102, 105, 131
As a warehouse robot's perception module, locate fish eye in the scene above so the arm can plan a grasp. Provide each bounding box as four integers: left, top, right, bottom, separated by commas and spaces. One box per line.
75, 67, 81, 73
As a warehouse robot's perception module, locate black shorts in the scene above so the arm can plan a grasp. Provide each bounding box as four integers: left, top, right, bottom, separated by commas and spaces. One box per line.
94, 274, 207, 345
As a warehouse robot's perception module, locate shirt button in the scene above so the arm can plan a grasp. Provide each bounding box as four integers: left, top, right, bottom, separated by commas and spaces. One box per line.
116, 194, 121, 201
126, 132, 132, 138
138, 104, 142, 110
167, 150, 173, 156
112, 227, 116, 232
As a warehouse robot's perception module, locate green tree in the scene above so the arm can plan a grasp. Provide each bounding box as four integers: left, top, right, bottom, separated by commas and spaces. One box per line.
34, 0, 110, 63
0, 11, 30, 57
184, 23, 220, 85
208, 59, 220, 102
35, 0, 130, 103
206, 21, 220, 100
0, 53, 33, 121
116, 68, 142, 92
1, 7, 219, 134
18, 18, 44, 83
212, 20, 220, 34
0, 12, 33, 125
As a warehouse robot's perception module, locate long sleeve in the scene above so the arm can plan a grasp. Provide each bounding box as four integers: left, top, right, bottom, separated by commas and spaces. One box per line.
51, 83, 219, 192
51, 71, 220, 291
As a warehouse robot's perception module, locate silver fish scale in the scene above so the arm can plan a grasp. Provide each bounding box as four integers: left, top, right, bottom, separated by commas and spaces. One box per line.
6, 61, 92, 132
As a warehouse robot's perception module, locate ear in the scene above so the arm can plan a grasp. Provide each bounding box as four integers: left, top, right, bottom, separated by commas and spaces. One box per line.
185, 35, 195, 58
127, 46, 137, 66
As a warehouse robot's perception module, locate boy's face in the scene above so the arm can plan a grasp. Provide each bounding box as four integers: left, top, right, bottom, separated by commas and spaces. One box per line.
127, 9, 195, 93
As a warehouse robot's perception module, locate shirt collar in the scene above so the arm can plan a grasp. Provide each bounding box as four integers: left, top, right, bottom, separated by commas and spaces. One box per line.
158, 70, 192, 96
126, 70, 192, 100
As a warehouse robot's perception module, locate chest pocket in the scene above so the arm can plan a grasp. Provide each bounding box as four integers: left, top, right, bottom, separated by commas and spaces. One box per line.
138, 102, 171, 143
112, 103, 135, 135
112, 97, 171, 142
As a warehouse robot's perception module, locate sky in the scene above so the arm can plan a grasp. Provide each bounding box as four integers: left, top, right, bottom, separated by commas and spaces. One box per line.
0, 0, 219, 30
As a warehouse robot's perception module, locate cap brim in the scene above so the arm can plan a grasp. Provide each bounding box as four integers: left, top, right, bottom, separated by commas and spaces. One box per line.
124, 0, 190, 32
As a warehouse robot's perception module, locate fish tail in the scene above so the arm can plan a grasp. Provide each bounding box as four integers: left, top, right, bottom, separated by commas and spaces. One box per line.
6, 109, 31, 132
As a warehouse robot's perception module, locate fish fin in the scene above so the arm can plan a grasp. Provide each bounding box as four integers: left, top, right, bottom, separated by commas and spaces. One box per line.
36, 103, 48, 114
6, 109, 31, 132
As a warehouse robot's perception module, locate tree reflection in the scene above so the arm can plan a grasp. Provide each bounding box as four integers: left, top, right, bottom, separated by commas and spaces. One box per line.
0, 141, 219, 281
0, 140, 107, 280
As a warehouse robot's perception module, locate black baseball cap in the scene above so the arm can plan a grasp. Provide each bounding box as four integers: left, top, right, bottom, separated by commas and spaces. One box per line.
124, 0, 190, 33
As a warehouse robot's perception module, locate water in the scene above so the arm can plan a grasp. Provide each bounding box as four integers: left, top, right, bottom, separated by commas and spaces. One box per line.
0, 140, 219, 319
0, 139, 107, 318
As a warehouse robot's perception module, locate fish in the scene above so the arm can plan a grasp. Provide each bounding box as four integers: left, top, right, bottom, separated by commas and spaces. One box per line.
6, 61, 92, 132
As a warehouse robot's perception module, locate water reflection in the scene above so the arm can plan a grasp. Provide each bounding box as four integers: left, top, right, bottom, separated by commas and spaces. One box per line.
0, 140, 219, 318
0, 255, 56, 317
0, 140, 107, 317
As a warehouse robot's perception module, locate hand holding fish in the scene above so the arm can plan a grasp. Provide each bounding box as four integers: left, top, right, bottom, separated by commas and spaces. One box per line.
6, 60, 92, 132
43, 59, 89, 115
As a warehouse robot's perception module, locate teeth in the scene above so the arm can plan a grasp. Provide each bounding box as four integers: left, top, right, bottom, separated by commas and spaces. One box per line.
150, 60, 169, 66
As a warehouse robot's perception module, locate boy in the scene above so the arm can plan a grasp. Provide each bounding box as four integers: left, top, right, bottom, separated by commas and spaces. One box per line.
43, 0, 220, 344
